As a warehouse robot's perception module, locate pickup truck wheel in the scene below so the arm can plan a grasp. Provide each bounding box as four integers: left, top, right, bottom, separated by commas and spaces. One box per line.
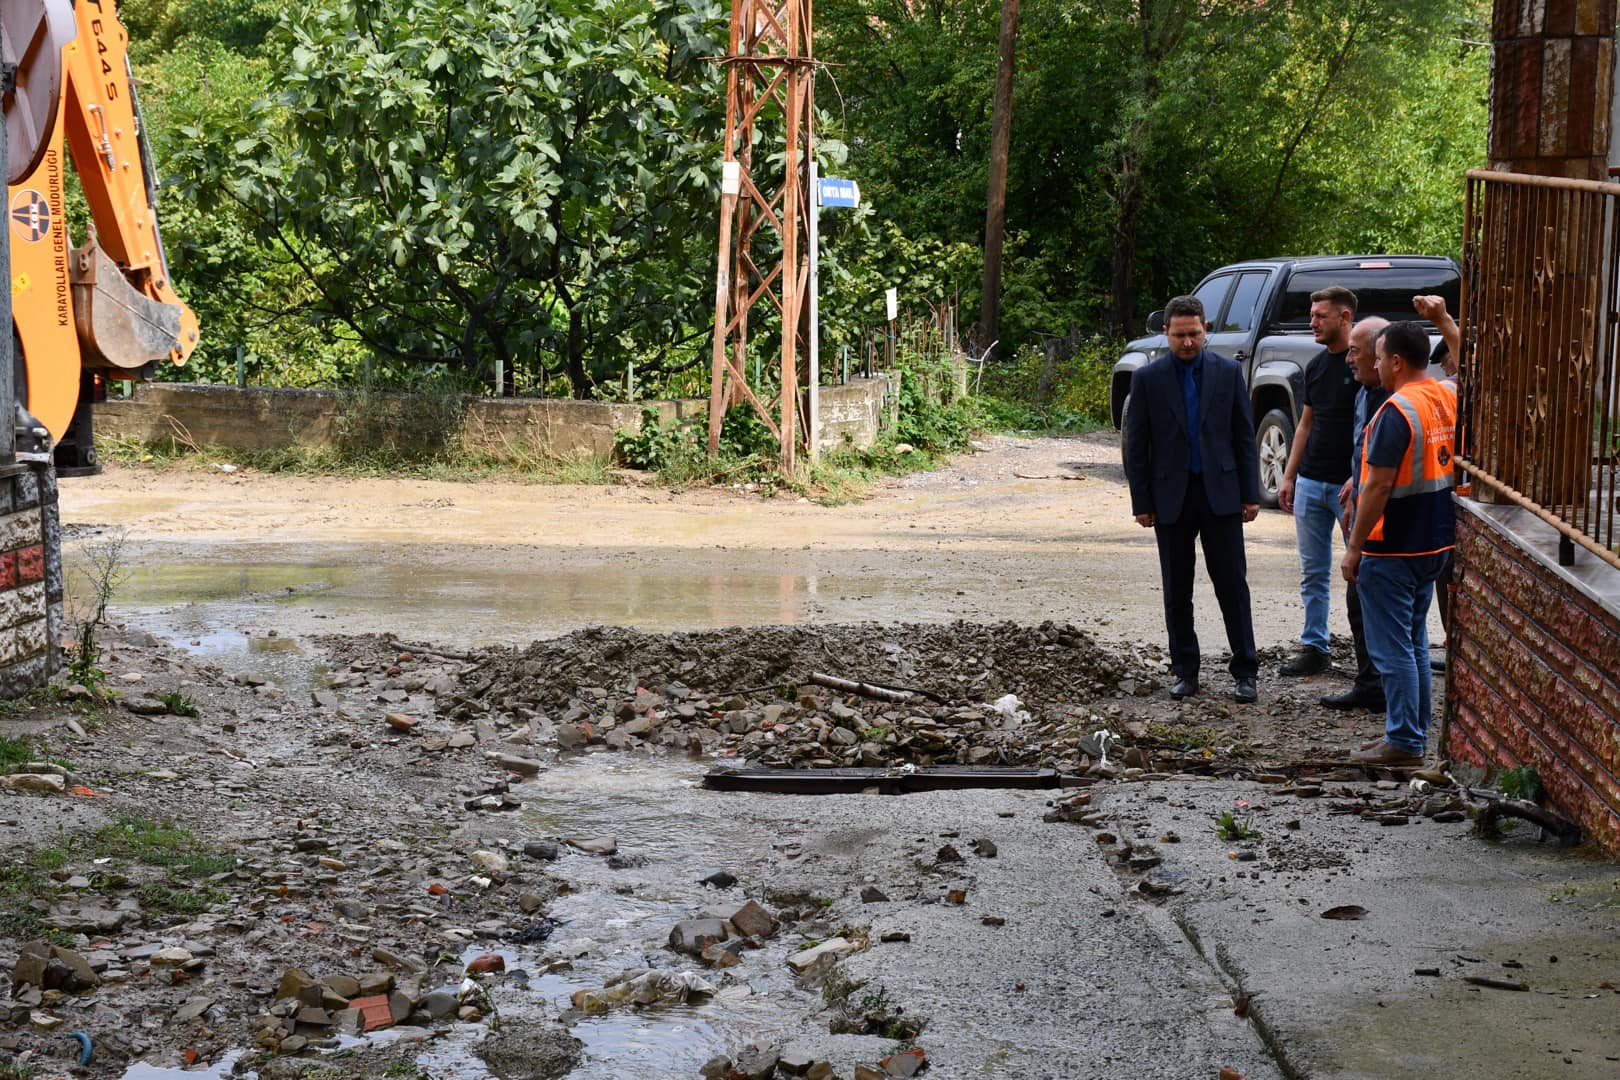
1254, 408, 1294, 509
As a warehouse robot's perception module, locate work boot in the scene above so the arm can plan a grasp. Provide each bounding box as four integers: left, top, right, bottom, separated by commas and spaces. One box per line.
1320, 686, 1386, 711
1280, 646, 1331, 677
1348, 740, 1424, 766
1169, 676, 1200, 700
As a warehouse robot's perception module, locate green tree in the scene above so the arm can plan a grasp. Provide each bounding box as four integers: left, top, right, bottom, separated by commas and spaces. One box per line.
174, 0, 725, 396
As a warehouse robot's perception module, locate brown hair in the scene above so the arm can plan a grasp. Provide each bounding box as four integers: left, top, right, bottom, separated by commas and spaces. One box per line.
1310, 285, 1358, 314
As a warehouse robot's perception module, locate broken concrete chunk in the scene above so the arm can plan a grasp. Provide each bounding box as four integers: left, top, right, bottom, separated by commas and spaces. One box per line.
668, 919, 730, 956
786, 936, 859, 972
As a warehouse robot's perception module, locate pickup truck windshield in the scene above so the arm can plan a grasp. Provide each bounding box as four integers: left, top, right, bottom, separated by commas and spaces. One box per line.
1272, 266, 1461, 328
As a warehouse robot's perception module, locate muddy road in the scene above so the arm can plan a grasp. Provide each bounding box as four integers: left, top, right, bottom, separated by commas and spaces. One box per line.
61, 434, 1331, 653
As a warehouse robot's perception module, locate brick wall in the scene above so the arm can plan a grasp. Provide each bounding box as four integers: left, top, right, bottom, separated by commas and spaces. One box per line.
1447, 501, 1620, 852
0, 463, 61, 696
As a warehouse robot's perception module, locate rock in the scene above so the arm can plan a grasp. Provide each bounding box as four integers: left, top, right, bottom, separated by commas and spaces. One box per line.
0, 773, 64, 794
879, 931, 910, 944
807, 1065, 835, 1080
48, 946, 100, 991
447, 731, 476, 749
372, 949, 426, 974
787, 937, 859, 972
358, 972, 395, 996
973, 838, 998, 858
276, 969, 319, 1004
668, 919, 729, 955
323, 974, 360, 999
860, 886, 890, 903
491, 753, 542, 776
700, 870, 737, 888
384, 712, 418, 733
46, 905, 131, 933
734, 1045, 780, 1080
466, 953, 506, 975
278, 1035, 308, 1054
778, 1049, 816, 1075
294, 1006, 333, 1027
470, 850, 510, 873
563, 836, 616, 855
523, 841, 561, 861
478, 1027, 585, 1080
881, 1048, 927, 1077
700, 942, 741, 968
311, 689, 338, 708
30, 1011, 63, 1030
124, 696, 170, 715
726, 900, 776, 939
517, 893, 548, 914
829, 726, 859, 746
173, 997, 213, 1023
555, 723, 592, 750
419, 988, 459, 1020
11, 944, 48, 989
857, 1067, 887, 1080
700, 1058, 732, 1080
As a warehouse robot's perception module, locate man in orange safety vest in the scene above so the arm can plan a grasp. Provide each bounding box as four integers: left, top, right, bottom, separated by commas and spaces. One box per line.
1339, 320, 1457, 766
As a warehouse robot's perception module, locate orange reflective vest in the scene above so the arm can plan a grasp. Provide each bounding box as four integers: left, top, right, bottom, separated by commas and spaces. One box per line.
1359, 378, 1458, 554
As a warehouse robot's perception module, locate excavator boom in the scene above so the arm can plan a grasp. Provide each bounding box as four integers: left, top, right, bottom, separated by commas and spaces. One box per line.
2, 0, 198, 456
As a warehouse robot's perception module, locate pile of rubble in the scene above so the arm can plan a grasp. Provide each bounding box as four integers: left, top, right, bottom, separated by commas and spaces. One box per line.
433, 621, 1162, 769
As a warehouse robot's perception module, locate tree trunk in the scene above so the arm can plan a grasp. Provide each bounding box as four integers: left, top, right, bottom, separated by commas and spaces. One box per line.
978, 0, 1020, 359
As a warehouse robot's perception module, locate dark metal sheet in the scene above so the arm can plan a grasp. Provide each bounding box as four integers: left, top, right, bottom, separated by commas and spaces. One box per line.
703, 765, 1059, 795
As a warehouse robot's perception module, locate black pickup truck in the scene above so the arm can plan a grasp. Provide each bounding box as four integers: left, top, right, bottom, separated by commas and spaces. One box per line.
1110, 254, 1460, 507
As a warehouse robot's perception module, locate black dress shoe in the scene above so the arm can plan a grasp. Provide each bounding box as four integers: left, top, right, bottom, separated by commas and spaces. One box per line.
1280, 646, 1331, 677
1233, 677, 1257, 703
1430, 653, 1447, 673
1320, 687, 1386, 711
1170, 677, 1200, 700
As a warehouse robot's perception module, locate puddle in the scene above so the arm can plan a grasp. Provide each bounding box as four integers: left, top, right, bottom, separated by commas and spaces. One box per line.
66, 539, 978, 656
120, 1050, 248, 1078
486, 757, 811, 1078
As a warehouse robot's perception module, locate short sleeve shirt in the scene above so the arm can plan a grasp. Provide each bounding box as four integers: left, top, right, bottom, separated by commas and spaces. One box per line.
1300, 348, 1358, 484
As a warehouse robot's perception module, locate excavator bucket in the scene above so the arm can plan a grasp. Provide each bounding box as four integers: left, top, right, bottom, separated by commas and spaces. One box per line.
68, 241, 183, 370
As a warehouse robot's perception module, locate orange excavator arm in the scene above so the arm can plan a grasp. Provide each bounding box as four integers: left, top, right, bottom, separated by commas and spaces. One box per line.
4, 0, 197, 447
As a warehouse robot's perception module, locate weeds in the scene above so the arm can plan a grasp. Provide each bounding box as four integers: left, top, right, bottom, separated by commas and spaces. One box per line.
157, 692, 200, 717
0, 733, 70, 771
1214, 810, 1261, 842
0, 817, 234, 938
1147, 722, 1218, 750
64, 528, 130, 696
1498, 766, 1545, 804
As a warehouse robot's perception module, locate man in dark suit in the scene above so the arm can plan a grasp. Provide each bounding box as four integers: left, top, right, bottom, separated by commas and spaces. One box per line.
1125, 294, 1262, 703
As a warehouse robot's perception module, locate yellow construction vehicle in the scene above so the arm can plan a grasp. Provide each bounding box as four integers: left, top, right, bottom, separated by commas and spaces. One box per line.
3, 0, 198, 472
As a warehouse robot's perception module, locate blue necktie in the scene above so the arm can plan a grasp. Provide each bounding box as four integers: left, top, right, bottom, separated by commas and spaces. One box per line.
1183, 359, 1202, 475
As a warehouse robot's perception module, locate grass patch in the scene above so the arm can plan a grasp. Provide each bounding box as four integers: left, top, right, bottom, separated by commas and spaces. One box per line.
99, 434, 618, 485
0, 733, 68, 771
1213, 810, 1261, 842
0, 816, 235, 939
1146, 722, 1218, 750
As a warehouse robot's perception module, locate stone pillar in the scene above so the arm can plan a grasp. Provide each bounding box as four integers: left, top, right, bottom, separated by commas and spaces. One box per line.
1490, 0, 1616, 179
0, 461, 61, 696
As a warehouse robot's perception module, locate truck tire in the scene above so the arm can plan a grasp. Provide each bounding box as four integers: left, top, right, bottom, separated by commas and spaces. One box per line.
1254, 408, 1294, 509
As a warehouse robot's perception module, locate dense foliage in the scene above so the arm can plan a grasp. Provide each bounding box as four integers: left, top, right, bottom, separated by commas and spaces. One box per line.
125, 0, 1488, 393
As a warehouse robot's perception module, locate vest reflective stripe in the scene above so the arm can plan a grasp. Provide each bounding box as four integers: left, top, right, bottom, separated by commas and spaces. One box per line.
1359, 379, 1457, 543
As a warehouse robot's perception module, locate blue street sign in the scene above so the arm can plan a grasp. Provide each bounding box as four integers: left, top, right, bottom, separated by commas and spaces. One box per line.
818, 177, 860, 209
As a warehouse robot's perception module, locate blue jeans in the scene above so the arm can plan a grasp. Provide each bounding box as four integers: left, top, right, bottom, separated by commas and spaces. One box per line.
1359, 553, 1449, 754
1293, 476, 1345, 652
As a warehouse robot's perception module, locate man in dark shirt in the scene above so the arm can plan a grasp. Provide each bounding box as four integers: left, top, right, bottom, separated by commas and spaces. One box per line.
1324, 316, 1390, 711
1277, 286, 1361, 677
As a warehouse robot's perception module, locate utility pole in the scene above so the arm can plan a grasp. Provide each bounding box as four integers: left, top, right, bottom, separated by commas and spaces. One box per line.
979, 0, 1019, 359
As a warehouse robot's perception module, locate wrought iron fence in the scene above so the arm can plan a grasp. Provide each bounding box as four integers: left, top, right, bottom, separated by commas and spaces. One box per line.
1460, 169, 1620, 570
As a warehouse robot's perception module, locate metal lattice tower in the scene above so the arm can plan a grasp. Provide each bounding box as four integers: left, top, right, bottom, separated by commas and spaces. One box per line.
707, 0, 814, 472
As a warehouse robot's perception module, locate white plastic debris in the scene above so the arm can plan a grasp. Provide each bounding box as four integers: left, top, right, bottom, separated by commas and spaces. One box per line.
991, 693, 1030, 729
1078, 729, 1118, 766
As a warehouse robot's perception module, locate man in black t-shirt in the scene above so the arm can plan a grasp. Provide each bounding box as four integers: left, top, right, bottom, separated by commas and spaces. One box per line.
1277, 286, 1361, 677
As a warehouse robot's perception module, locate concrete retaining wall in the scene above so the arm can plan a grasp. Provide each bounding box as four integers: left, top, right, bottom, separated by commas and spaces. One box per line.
95, 380, 892, 460
1446, 499, 1620, 853
0, 463, 60, 696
